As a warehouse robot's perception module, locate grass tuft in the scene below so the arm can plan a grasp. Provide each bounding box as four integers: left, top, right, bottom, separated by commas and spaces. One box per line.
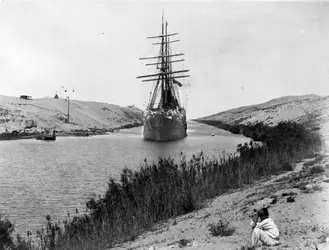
208, 219, 235, 237
318, 228, 329, 243
177, 238, 191, 248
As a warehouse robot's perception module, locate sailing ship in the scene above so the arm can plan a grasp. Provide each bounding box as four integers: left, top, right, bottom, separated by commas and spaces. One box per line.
137, 16, 190, 141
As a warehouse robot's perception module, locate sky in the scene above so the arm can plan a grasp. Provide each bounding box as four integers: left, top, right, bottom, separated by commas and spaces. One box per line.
0, 0, 329, 119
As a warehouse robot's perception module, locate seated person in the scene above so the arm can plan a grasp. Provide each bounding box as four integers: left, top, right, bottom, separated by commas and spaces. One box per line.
250, 207, 280, 248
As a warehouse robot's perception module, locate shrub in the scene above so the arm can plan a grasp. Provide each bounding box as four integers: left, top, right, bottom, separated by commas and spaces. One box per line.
318, 228, 329, 243
178, 238, 191, 247
0, 214, 14, 249
282, 162, 294, 171
208, 219, 235, 237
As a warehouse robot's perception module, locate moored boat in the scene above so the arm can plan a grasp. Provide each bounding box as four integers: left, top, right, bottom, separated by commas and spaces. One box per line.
36, 128, 56, 141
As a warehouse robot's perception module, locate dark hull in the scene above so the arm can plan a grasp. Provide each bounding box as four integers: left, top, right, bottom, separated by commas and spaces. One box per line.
143, 111, 187, 141
36, 135, 56, 141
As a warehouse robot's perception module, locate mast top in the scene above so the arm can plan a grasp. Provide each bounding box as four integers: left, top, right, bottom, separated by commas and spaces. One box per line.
147, 33, 178, 39
162, 9, 164, 23
137, 15, 190, 83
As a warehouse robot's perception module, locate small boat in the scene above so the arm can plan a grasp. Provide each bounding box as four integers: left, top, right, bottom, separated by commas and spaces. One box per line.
72, 130, 89, 137
36, 128, 56, 141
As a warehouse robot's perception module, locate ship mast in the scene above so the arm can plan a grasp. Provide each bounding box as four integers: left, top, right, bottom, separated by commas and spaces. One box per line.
137, 15, 190, 110
161, 15, 165, 108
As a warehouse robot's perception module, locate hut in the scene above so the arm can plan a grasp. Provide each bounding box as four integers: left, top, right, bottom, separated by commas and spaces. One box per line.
19, 95, 32, 100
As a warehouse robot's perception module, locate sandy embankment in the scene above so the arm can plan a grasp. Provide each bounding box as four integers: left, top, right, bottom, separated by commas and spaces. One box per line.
0, 95, 144, 137
200, 94, 329, 143
115, 152, 329, 250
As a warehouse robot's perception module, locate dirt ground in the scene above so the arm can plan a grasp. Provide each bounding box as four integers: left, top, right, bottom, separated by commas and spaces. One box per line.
114, 152, 329, 250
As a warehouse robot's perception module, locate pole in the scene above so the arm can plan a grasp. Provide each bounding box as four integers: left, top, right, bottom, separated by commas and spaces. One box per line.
67, 96, 70, 123
164, 20, 168, 105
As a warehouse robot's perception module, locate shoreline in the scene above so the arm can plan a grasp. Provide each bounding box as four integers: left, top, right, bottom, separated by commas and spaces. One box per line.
0, 121, 143, 141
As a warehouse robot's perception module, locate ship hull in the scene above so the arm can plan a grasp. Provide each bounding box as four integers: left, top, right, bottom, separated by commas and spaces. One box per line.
143, 109, 187, 141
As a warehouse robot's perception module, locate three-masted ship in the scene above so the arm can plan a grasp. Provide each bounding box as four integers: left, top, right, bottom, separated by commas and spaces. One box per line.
137, 16, 190, 141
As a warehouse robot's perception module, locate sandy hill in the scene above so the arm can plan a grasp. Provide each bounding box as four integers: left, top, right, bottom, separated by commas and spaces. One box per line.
0, 95, 143, 133
198, 94, 329, 141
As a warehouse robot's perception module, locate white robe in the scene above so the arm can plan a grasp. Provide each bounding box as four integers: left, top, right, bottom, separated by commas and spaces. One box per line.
251, 218, 280, 247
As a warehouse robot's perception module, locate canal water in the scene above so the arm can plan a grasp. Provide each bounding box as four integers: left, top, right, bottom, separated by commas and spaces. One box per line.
0, 121, 249, 236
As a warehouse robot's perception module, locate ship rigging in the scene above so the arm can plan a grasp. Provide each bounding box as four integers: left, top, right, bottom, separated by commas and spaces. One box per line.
137, 16, 190, 141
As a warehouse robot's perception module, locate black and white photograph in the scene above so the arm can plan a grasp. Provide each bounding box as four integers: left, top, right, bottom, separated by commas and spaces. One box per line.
1, 0, 329, 249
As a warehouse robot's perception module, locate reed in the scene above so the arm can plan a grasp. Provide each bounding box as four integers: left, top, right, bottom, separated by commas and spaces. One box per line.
1, 121, 323, 250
